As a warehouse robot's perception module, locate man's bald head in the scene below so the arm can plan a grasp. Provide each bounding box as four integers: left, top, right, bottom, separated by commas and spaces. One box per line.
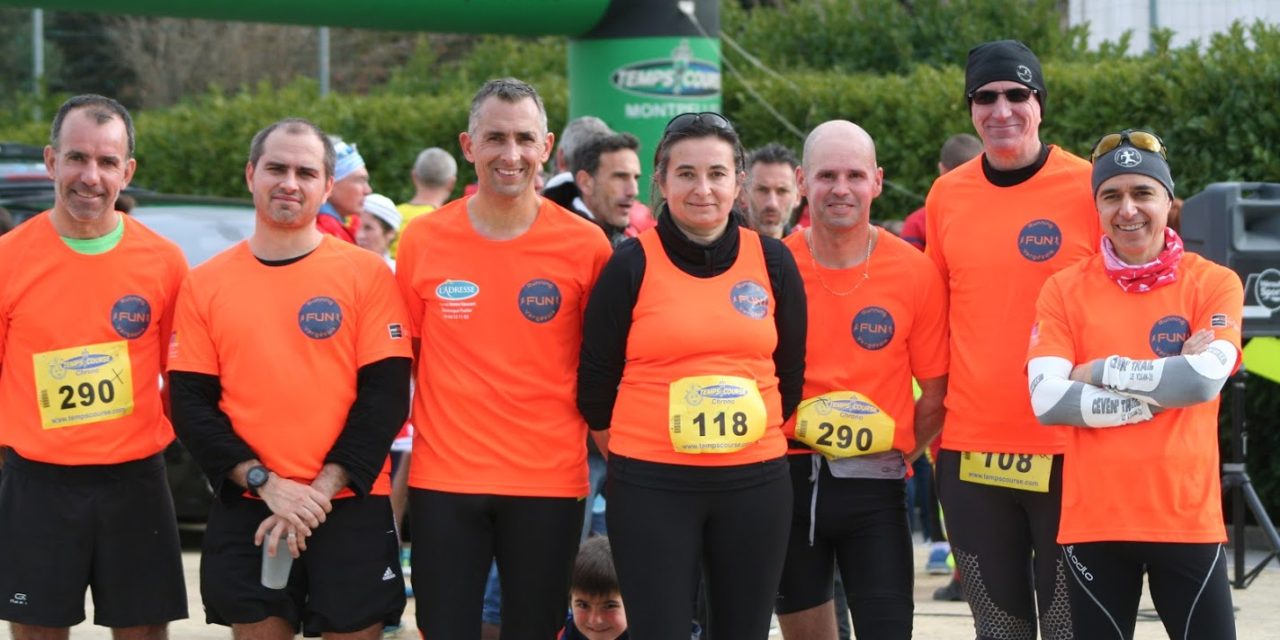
803, 120, 877, 171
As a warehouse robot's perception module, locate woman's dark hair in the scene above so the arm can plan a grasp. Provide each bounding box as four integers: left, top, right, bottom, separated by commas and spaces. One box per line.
571, 536, 620, 598
650, 113, 746, 211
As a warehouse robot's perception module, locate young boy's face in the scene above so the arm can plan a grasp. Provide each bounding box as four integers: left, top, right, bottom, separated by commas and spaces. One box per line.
572, 590, 627, 640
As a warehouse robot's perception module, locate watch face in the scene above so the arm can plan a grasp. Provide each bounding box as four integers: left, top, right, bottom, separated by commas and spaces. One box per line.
247, 466, 268, 489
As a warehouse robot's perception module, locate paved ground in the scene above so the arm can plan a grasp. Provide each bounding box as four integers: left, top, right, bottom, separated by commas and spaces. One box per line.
5, 542, 1276, 638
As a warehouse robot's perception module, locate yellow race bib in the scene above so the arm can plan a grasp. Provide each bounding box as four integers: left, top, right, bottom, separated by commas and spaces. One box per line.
669, 375, 766, 454
795, 391, 895, 459
959, 451, 1053, 493
32, 340, 135, 430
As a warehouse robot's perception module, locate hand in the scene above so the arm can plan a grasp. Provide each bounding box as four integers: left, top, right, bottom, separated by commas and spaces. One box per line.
255, 514, 305, 559
1181, 329, 1215, 356
258, 475, 332, 536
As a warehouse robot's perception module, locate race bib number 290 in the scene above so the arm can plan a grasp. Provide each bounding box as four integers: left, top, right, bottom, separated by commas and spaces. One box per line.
32, 340, 135, 430
669, 375, 766, 454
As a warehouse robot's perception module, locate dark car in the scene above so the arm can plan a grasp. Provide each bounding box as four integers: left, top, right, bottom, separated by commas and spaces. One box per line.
4, 189, 256, 524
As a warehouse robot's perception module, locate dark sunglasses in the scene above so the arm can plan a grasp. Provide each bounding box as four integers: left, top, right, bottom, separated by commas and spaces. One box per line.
664, 111, 734, 135
968, 87, 1038, 105
1090, 129, 1167, 162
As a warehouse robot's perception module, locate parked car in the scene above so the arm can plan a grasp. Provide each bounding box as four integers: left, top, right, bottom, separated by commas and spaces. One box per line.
4, 188, 256, 524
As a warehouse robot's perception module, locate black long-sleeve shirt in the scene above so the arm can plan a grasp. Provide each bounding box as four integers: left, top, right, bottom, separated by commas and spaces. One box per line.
576, 208, 806, 433
170, 356, 411, 499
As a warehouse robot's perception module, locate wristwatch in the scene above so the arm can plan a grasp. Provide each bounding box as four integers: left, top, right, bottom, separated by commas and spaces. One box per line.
246, 465, 272, 497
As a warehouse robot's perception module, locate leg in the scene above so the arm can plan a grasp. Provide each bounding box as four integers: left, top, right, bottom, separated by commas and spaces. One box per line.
321, 624, 383, 640
936, 451, 1037, 640
231, 618, 295, 640
1060, 542, 1143, 640
777, 602, 838, 640
410, 489, 493, 639
0, 458, 93, 630
9, 625, 70, 640
91, 459, 188, 628
110, 625, 169, 640
703, 467, 792, 639
493, 496, 583, 640
777, 455, 837, 640
1145, 543, 1236, 640
831, 478, 913, 640
1019, 455, 1071, 640
607, 470, 702, 639
302, 498, 405, 636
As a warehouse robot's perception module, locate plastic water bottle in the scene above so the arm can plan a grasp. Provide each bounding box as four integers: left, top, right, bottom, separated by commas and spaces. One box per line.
260, 539, 294, 589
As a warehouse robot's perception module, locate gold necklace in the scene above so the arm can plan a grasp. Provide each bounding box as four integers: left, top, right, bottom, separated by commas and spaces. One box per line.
806, 226, 874, 297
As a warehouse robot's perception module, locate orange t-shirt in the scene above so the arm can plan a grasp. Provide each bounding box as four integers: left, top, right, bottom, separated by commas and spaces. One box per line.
925, 146, 1099, 454
1028, 252, 1243, 543
609, 228, 786, 465
0, 212, 187, 465
783, 229, 949, 453
168, 237, 410, 497
396, 197, 611, 497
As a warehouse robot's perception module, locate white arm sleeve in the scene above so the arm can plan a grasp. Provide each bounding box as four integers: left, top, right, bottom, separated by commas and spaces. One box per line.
1095, 340, 1237, 407
1028, 356, 1157, 428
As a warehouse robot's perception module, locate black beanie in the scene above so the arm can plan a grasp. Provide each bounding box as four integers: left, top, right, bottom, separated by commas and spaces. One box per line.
1091, 142, 1175, 198
965, 40, 1046, 109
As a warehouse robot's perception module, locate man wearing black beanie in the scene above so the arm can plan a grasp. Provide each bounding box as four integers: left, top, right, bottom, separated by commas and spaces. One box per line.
922, 40, 1099, 640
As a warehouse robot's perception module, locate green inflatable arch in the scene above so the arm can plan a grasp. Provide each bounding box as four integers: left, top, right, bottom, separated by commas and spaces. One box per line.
3, 0, 723, 199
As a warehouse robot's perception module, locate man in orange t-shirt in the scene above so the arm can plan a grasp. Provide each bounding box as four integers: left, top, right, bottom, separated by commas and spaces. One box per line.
1027, 135, 1240, 639
168, 118, 412, 639
924, 41, 1099, 639
774, 120, 948, 639
0, 95, 189, 637
395, 79, 612, 639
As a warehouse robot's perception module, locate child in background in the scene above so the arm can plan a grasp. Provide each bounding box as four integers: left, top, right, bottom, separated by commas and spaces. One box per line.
561, 537, 628, 640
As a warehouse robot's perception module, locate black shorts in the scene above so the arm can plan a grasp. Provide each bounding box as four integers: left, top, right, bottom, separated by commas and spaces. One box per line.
0, 450, 188, 628
776, 455, 913, 639
201, 493, 404, 636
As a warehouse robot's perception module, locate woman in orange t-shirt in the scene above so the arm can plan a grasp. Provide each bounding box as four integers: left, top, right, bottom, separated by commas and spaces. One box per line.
577, 112, 806, 639
1027, 130, 1241, 640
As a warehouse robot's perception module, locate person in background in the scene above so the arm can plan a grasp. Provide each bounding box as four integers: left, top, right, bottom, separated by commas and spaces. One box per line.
744, 142, 801, 240
316, 136, 371, 243
355, 193, 402, 269
393, 147, 457, 257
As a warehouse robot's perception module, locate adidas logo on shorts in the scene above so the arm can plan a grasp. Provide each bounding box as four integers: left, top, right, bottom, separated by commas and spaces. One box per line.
382, 567, 396, 581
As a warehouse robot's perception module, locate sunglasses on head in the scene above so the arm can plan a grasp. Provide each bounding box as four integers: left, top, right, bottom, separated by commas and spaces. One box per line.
664, 111, 734, 135
968, 87, 1038, 105
1090, 129, 1167, 162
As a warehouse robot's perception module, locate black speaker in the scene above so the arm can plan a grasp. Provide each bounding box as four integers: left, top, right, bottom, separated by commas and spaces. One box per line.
1181, 182, 1280, 338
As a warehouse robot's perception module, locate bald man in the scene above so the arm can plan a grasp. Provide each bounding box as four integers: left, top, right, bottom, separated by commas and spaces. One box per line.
775, 121, 949, 640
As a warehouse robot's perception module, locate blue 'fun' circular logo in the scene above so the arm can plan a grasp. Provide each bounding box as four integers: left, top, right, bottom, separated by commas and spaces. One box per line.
1017, 219, 1063, 262
298, 297, 343, 339
1149, 315, 1189, 357
729, 280, 770, 320
518, 279, 562, 323
110, 295, 151, 339
851, 306, 895, 350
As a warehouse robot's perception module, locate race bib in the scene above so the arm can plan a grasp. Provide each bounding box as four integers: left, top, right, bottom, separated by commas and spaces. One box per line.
959, 451, 1053, 493
32, 341, 135, 430
794, 391, 895, 459
669, 375, 766, 454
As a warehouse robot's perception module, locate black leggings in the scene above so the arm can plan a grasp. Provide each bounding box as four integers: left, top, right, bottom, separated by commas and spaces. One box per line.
1062, 542, 1235, 640
607, 458, 792, 640
408, 489, 583, 640
776, 455, 913, 639
935, 450, 1071, 640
